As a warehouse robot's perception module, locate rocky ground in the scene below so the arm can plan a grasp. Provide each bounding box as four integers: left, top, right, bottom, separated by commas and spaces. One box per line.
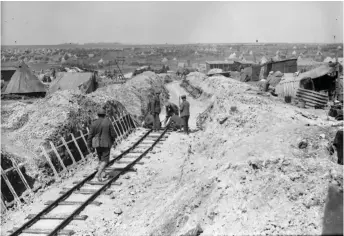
1, 77, 343, 236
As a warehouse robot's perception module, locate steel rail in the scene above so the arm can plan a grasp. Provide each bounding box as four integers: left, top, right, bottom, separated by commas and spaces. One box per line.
47, 127, 169, 236
8, 128, 154, 236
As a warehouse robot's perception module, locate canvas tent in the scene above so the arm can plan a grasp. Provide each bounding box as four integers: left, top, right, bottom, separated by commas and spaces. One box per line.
2, 62, 46, 95
49, 72, 96, 95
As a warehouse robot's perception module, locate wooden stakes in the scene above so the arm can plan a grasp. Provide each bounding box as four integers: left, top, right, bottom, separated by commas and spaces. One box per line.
40, 146, 59, 180
0, 113, 140, 212
0, 166, 21, 206
71, 133, 85, 161
80, 129, 91, 154
10, 158, 33, 196
50, 141, 67, 172
61, 137, 76, 165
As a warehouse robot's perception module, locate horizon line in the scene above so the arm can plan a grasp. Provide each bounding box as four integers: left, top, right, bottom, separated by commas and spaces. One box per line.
2, 42, 344, 47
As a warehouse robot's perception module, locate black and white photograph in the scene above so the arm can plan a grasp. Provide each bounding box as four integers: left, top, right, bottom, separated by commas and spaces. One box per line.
0, 1, 343, 235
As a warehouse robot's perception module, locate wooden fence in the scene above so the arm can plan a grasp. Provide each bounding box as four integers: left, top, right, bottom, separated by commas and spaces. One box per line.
1, 113, 140, 212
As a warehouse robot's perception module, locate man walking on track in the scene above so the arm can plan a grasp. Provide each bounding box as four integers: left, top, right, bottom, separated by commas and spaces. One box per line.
180, 95, 190, 135
87, 108, 117, 182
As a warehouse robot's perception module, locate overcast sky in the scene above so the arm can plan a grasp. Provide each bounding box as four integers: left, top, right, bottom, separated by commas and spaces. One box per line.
1, 1, 343, 45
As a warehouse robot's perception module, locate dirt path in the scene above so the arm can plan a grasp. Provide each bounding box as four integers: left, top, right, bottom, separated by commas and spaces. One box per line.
164, 81, 210, 130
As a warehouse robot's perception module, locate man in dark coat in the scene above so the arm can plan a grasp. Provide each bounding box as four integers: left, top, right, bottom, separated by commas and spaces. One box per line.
180, 95, 190, 135
152, 91, 161, 131
164, 102, 179, 126
333, 130, 343, 165
87, 108, 117, 182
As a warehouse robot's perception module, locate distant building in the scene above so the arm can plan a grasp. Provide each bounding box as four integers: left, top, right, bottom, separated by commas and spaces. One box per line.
205, 61, 237, 72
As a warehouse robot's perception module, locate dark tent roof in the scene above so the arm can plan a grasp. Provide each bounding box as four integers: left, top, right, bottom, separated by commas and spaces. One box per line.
3, 62, 46, 94
49, 72, 96, 94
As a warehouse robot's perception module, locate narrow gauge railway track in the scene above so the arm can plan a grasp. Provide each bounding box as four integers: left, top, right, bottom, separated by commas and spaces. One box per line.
8, 126, 171, 236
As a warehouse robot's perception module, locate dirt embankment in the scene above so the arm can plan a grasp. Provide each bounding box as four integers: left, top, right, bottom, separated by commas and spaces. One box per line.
167, 73, 343, 235
1, 71, 168, 188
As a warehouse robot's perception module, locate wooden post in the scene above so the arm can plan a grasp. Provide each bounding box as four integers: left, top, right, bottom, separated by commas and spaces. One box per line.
0, 166, 21, 206
10, 158, 33, 196
40, 146, 59, 179
126, 114, 133, 133
117, 116, 126, 137
129, 114, 136, 129
49, 141, 67, 172
61, 137, 76, 165
1, 194, 7, 212
71, 133, 85, 161
80, 129, 91, 154
121, 115, 129, 135
109, 117, 120, 144
113, 118, 123, 140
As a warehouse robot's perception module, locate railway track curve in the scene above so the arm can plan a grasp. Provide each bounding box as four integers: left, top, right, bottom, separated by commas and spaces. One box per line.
7, 126, 171, 236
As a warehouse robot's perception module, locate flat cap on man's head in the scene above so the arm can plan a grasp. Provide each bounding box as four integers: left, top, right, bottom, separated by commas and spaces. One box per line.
97, 108, 106, 115
181, 95, 186, 99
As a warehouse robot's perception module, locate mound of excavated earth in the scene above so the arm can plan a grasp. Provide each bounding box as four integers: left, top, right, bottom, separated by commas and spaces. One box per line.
168, 73, 343, 235
1, 71, 168, 177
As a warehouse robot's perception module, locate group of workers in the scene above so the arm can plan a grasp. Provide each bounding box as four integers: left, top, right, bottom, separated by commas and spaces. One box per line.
87, 93, 191, 182
143, 91, 190, 134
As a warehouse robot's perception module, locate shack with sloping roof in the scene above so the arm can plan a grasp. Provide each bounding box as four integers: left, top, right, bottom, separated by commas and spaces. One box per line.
275, 63, 338, 107
262, 58, 297, 79
205, 61, 237, 72
49, 72, 97, 95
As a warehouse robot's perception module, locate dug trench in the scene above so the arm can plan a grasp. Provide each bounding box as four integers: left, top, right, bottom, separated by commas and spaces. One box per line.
0, 72, 169, 211
1, 74, 343, 235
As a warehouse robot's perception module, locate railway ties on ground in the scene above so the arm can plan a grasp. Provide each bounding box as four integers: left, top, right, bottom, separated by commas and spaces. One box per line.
7, 127, 172, 236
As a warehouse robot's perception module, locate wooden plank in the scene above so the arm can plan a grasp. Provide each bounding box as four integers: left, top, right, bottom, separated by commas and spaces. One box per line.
297, 97, 326, 107
298, 88, 328, 98
0, 166, 21, 206
121, 116, 129, 135
129, 114, 137, 129
50, 141, 67, 171
11, 158, 33, 196
79, 129, 91, 154
117, 117, 127, 137
113, 118, 124, 140
296, 93, 328, 104
59, 189, 113, 195
109, 117, 121, 144
40, 146, 59, 179
45, 200, 102, 206
1, 194, 7, 212
3, 162, 26, 174
296, 90, 328, 102
26, 214, 88, 220
9, 228, 74, 235
61, 137, 77, 165
71, 133, 85, 160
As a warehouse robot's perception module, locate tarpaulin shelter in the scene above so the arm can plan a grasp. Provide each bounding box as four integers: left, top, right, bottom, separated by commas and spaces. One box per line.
49, 72, 96, 95
275, 63, 337, 99
2, 62, 46, 95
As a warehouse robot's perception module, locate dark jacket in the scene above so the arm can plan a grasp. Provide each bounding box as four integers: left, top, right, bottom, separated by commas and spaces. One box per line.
166, 114, 183, 128
87, 117, 116, 148
147, 98, 161, 115
166, 103, 179, 117
180, 100, 190, 117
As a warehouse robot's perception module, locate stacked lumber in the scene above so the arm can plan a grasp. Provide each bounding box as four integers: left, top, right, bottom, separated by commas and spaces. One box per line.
296, 88, 328, 109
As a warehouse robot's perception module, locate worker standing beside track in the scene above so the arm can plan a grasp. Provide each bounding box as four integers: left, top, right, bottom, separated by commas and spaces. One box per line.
151, 91, 161, 132
87, 108, 117, 182
180, 95, 190, 135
